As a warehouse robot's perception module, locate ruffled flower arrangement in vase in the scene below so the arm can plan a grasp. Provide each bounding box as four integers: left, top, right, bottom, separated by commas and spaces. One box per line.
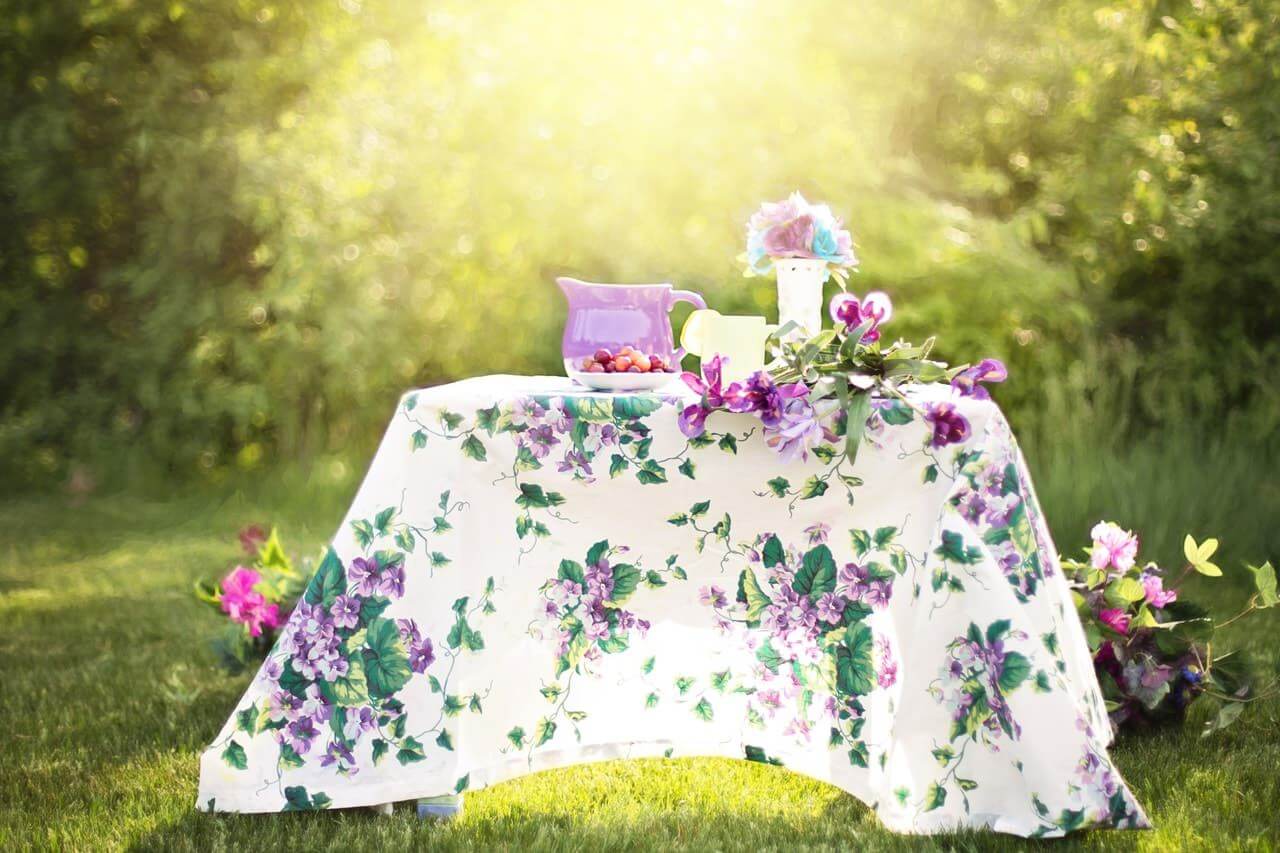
743, 192, 859, 339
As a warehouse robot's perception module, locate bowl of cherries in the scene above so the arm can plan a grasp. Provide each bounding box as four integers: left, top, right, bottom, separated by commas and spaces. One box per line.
566, 346, 682, 392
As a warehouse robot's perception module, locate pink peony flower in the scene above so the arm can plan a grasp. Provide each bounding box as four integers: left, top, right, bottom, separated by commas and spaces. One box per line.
1141, 572, 1177, 608
1098, 608, 1131, 635
1090, 522, 1139, 573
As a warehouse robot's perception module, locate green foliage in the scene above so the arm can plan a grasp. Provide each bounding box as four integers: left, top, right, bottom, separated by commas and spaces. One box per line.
1, 0, 1277, 490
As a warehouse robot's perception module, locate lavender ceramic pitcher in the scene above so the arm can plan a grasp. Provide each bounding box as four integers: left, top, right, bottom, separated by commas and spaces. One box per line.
557, 277, 707, 372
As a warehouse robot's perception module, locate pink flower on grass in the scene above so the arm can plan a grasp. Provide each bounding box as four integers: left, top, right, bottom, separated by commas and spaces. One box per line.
1141, 572, 1177, 608
1098, 608, 1131, 635
219, 565, 282, 638
1090, 522, 1139, 573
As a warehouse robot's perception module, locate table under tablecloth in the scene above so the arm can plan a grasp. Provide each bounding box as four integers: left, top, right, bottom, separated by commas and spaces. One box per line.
197, 375, 1149, 837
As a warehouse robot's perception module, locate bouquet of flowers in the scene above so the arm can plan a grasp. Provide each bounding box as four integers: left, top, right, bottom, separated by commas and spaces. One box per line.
1063, 521, 1277, 734
679, 288, 1007, 466
194, 525, 309, 671
743, 192, 859, 284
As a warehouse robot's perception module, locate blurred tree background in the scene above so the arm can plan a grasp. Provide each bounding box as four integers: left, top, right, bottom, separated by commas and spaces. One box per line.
2, 0, 1278, 491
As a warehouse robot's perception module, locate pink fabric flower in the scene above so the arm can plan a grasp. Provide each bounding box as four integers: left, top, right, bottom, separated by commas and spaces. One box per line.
1090, 522, 1139, 573
761, 214, 815, 257
1141, 573, 1177, 608
1098, 608, 1131, 635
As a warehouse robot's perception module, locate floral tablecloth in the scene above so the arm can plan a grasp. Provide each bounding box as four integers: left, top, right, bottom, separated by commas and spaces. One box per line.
197, 375, 1149, 837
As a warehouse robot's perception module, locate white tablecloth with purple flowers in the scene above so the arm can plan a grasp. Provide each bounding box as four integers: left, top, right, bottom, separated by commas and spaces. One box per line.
197, 375, 1148, 837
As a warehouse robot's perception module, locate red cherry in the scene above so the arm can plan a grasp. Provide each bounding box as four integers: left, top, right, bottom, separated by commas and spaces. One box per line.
648, 354, 665, 370
594, 349, 612, 364
587, 362, 605, 373
603, 362, 616, 373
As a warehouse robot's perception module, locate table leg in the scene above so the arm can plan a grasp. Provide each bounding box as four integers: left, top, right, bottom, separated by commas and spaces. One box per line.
417, 794, 463, 820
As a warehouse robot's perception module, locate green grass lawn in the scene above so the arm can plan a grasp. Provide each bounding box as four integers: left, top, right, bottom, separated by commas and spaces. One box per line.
2, 427, 1279, 851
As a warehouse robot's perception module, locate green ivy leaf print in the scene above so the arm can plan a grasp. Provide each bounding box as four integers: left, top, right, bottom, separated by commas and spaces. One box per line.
717, 433, 737, 454
678, 458, 696, 479
363, 617, 412, 698
766, 476, 790, 497
221, 740, 247, 770
460, 434, 487, 461
693, 698, 714, 721
455, 774, 471, 794
436, 729, 454, 751
351, 519, 374, 549
609, 453, 629, 478
558, 559, 586, 585
235, 704, 257, 735
507, 726, 526, 748
800, 475, 828, 499
586, 540, 609, 566
305, 548, 346, 608
935, 530, 982, 564
396, 737, 426, 765
371, 738, 388, 765
411, 430, 428, 450
534, 717, 556, 747
475, 404, 500, 434
847, 741, 869, 767
636, 459, 668, 484
924, 782, 947, 812
282, 786, 331, 811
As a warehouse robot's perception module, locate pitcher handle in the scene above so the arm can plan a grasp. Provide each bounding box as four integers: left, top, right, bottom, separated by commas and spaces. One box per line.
667, 290, 707, 361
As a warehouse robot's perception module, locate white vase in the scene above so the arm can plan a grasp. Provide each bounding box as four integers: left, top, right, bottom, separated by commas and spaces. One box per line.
773, 257, 827, 340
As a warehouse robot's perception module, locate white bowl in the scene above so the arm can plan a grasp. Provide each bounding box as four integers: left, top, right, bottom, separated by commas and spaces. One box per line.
565, 369, 684, 393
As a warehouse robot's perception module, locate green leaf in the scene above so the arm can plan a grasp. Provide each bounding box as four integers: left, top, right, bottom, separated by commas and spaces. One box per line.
880, 400, 915, 425
800, 475, 829, 499
442, 693, 466, 716
558, 559, 586, 586
692, 698, 714, 721
645, 692, 660, 709
834, 624, 875, 697
612, 396, 662, 421
636, 460, 668, 484
1250, 561, 1277, 608
411, 430, 428, 450
436, 729, 454, 751
847, 742, 869, 767
678, 458, 696, 479
740, 569, 772, 621
610, 563, 642, 603
327, 654, 370, 707
235, 704, 258, 735
362, 617, 412, 698
756, 639, 784, 673
718, 433, 738, 454
439, 410, 464, 430
1111, 577, 1145, 603
455, 774, 471, 794
534, 717, 557, 747
1184, 535, 1222, 576
762, 535, 785, 568
304, 547, 347, 608
586, 540, 610, 567
396, 737, 426, 765
689, 500, 711, 517
793, 545, 837, 598
1202, 701, 1245, 737
985, 619, 1012, 645
374, 506, 396, 535
935, 530, 982, 564
475, 404, 500, 435
646, 570, 666, 587
843, 392, 873, 461
923, 464, 938, 484
873, 526, 897, 548
351, 519, 374, 550
221, 740, 247, 770
460, 434, 487, 461
507, 726, 527, 748
371, 738, 389, 765
924, 782, 947, 811
766, 477, 790, 498
609, 454, 629, 478
998, 651, 1032, 693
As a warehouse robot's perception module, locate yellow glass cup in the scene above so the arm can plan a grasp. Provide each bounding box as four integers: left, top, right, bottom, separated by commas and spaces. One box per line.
680, 310, 777, 384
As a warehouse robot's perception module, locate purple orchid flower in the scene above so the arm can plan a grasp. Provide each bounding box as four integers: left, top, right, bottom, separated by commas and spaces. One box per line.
951, 358, 1008, 400
678, 355, 743, 438
829, 291, 892, 342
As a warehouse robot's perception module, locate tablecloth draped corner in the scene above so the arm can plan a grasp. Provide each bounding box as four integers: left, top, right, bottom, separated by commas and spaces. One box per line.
196, 376, 1149, 837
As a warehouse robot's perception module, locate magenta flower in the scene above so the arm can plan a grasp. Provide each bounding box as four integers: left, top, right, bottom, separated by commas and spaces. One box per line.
951, 358, 1008, 400
219, 565, 283, 638
828, 291, 892, 342
1099, 608, 1131, 635
238, 524, 268, 556
924, 402, 970, 447
1090, 522, 1139, 573
730, 371, 808, 427
1141, 572, 1177, 608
